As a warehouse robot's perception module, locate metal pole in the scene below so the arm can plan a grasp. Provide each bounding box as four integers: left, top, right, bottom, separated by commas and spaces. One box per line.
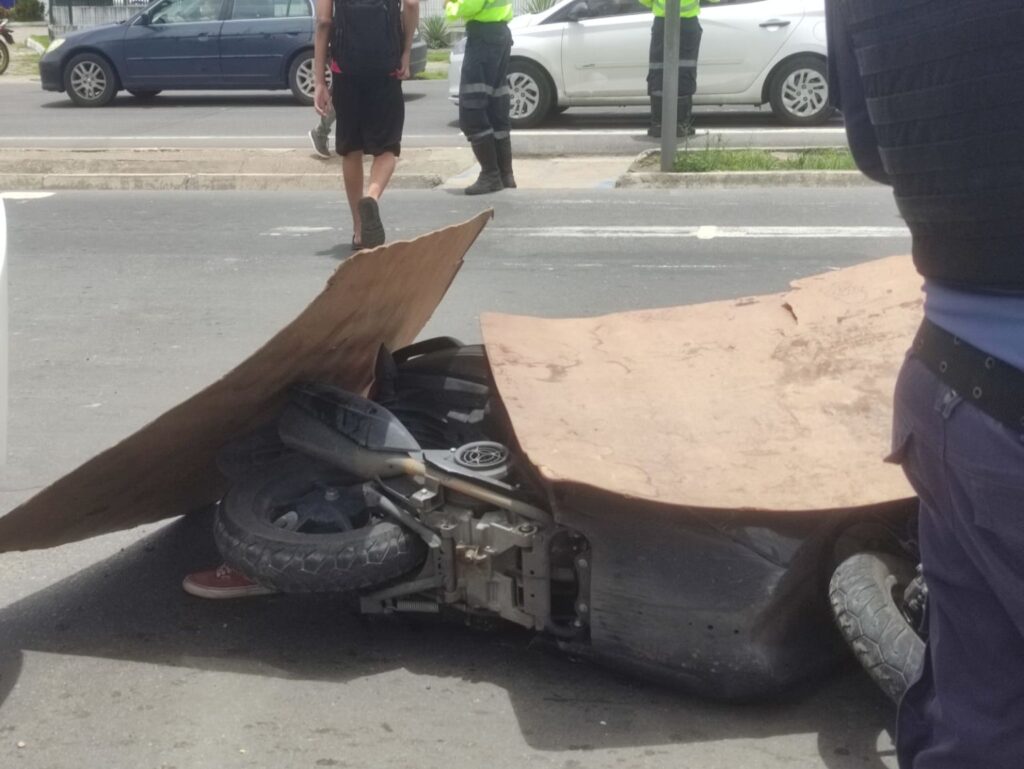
659, 0, 681, 172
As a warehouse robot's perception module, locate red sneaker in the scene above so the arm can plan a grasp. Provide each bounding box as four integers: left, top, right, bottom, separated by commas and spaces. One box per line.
182, 564, 276, 600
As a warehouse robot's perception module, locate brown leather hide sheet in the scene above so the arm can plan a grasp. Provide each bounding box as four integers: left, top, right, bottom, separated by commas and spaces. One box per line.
0, 211, 492, 553
483, 255, 921, 513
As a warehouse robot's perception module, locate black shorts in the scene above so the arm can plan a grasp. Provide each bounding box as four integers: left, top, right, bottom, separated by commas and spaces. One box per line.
331, 74, 404, 157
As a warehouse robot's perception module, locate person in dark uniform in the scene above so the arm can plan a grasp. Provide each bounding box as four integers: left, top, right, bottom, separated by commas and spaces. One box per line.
446, 0, 514, 195
639, 0, 714, 138
827, 2, 1024, 767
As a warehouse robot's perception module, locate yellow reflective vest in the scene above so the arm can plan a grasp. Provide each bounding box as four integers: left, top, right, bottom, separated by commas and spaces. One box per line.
638, 0, 715, 19
445, 0, 513, 23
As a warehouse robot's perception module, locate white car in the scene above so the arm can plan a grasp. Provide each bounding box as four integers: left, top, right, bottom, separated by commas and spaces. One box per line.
448, 0, 830, 128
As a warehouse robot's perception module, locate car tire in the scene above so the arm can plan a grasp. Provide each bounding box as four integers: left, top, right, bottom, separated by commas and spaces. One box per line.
768, 55, 832, 126
64, 53, 118, 107
214, 453, 427, 594
288, 52, 317, 106
829, 551, 925, 703
508, 59, 553, 130
128, 89, 162, 100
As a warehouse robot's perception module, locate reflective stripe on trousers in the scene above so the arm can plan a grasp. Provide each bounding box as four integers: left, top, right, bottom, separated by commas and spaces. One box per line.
458, 21, 513, 141
647, 15, 702, 98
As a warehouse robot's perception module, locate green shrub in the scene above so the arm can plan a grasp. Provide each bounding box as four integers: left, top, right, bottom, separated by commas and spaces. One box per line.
0, 7, 9, 21
526, 0, 555, 14
420, 16, 450, 49
12, 0, 45, 22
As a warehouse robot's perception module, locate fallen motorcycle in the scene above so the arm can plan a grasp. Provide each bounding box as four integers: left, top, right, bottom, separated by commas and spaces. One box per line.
212, 337, 920, 701
0, 20, 13, 76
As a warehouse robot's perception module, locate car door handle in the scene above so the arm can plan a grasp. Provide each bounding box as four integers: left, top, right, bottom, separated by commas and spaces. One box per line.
197, 32, 210, 40
759, 19, 791, 27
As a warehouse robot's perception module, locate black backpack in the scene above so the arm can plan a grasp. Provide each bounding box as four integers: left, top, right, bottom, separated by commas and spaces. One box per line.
333, 0, 402, 77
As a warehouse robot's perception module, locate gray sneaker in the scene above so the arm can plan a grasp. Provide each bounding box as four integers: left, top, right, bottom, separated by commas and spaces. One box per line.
309, 128, 331, 159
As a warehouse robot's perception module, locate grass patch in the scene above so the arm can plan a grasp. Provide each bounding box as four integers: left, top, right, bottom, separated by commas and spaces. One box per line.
8, 45, 41, 77
673, 148, 856, 173
30, 34, 50, 49
414, 68, 448, 81
427, 49, 449, 63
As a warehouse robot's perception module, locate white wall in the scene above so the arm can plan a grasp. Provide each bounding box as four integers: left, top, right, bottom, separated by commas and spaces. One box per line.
0, 199, 8, 466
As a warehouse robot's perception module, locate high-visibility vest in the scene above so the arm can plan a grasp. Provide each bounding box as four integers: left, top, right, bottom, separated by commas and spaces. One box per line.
444, 0, 513, 23
638, 0, 714, 18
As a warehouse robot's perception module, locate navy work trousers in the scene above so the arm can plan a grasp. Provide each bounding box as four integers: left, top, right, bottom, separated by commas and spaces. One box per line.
458, 21, 513, 142
646, 15, 702, 98
889, 356, 1024, 768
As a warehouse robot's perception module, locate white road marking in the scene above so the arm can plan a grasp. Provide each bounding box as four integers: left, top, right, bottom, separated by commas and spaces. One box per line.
493, 225, 908, 239
0, 192, 56, 200
265, 226, 335, 236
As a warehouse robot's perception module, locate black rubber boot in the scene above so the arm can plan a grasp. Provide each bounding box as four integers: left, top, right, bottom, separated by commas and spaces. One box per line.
465, 138, 504, 195
647, 96, 662, 138
495, 137, 516, 189
676, 95, 696, 138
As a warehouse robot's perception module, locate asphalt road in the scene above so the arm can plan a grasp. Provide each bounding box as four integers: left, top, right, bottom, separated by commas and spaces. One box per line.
0, 188, 908, 769
0, 78, 846, 153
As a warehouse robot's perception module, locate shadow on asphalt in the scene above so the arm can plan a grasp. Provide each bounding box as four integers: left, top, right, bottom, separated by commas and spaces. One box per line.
0, 509, 895, 767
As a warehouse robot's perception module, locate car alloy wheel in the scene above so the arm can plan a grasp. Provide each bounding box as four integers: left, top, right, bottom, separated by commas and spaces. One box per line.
289, 54, 331, 106
780, 67, 827, 119
64, 53, 117, 107
768, 55, 831, 126
506, 60, 552, 130
70, 60, 109, 103
295, 57, 316, 99
509, 71, 541, 122
509, 71, 543, 123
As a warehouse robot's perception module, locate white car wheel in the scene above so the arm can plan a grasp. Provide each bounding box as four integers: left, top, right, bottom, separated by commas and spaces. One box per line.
769, 56, 832, 126
507, 60, 552, 130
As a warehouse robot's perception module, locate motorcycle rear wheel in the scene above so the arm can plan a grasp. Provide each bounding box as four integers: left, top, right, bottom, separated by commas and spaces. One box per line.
214, 453, 427, 594
0, 42, 9, 76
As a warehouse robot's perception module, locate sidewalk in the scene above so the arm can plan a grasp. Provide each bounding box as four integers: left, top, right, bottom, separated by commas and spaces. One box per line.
0, 147, 875, 191
0, 148, 636, 191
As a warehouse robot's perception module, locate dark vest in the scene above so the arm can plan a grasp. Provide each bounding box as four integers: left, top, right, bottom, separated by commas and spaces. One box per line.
838, 0, 1024, 291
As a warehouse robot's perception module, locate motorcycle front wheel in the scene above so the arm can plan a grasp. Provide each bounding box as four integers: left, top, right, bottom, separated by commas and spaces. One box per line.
214, 453, 427, 594
829, 551, 925, 702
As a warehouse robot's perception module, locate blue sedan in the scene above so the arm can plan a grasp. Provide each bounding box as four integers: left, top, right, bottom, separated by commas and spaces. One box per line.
39, 0, 427, 107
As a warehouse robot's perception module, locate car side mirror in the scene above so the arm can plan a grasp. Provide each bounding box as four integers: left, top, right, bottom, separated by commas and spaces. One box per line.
566, 1, 590, 21
135, 12, 150, 25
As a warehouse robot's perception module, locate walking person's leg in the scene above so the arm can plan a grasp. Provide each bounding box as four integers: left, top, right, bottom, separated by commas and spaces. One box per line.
341, 151, 365, 247
353, 75, 405, 248
309, 102, 336, 158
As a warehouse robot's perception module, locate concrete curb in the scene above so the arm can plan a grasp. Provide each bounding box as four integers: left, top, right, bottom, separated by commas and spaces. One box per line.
616, 170, 874, 188
0, 172, 442, 192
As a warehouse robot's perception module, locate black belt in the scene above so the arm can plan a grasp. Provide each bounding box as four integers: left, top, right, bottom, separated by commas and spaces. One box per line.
911, 318, 1024, 432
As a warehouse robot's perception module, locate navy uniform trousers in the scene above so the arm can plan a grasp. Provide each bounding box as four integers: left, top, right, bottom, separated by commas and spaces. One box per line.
647, 15, 702, 102
890, 356, 1024, 769
458, 21, 513, 142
